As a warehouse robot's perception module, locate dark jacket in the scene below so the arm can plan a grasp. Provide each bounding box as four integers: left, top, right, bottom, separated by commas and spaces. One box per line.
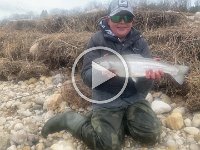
81, 19, 153, 110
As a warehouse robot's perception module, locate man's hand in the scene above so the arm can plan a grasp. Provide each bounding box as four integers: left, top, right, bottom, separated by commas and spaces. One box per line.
145, 69, 164, 80
145, 57, 164, 80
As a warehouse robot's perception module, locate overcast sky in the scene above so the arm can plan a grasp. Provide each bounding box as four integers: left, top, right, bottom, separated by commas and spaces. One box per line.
0, 0, 110, 19
0, 0, 196, 20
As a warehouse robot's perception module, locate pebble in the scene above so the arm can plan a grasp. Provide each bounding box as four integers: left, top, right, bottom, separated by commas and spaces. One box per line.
165, 112, 184, 130
172, 107, 186, 115
0, 131, 10, 150
166, 138, 177, 149
184, 127, 200, 135
14, 123, 24, 131
192, 113, 200, 128
145, 93, 154, 103
151, 100, 172, 114
184, 118, 192, 127
10, 129, 28, 145
36, 143, 45, 150
7, 145, 17, 150
50, 140, 75, 150
190, 143, 200, 150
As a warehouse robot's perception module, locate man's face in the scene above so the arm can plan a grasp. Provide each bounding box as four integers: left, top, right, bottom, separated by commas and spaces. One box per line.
108, 13, 133, 39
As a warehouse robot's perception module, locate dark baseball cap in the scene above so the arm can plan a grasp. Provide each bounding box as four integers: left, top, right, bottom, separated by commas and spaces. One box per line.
108, 0, 134, 17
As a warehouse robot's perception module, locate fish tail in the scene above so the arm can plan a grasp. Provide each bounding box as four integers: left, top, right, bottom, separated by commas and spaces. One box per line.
173, 65, 189, 85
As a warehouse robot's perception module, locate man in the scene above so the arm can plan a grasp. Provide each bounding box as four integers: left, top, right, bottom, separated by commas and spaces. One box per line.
41, 0, 163, 149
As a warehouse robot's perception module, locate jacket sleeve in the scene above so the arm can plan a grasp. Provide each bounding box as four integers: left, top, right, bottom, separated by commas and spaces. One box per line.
81, 37, 101, 88
134, 37, 154, 96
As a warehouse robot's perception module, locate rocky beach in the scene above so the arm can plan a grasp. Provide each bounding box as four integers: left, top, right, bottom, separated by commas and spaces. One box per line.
0, 74, 200, 150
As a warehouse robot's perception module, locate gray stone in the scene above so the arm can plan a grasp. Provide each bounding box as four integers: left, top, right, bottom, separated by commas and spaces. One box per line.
184, 127, 200, 135
50, 140, 75, 150
0, 131, 10, 150
7, 145, 17, 150
192, 114, 200, 128
184, 118, 192, 127
11, 129, 28, 145
190, 143, 200, 150
145, 93, 154, 103
151, 100, 172, 114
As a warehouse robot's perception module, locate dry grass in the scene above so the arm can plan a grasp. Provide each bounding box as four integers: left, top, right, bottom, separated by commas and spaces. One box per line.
30, 31, 92, 69
0, 58, 49, 81
0, 30, 43, 60
60, 75, 91, 109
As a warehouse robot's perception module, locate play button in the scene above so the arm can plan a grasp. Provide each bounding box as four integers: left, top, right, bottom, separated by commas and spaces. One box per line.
71, 46, 129, 104
92, 61, 116, 89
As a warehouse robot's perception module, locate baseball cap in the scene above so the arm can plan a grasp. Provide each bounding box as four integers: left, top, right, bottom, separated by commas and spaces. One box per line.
108, 0, 134, 17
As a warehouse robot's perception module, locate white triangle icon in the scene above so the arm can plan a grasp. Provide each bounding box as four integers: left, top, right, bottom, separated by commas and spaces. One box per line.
92, 61, 116, 89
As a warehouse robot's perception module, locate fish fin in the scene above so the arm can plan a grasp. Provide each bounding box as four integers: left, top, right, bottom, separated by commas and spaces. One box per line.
173, 65, 189, 85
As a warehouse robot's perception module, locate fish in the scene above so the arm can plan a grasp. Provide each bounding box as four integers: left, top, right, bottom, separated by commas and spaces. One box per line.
93, 54, 189, 85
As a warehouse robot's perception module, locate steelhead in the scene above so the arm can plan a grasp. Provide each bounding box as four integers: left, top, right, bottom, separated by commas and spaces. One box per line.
93, 54, 189, 85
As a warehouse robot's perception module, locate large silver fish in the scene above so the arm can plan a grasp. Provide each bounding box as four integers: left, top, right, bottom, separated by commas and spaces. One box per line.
93, 54, 189, 85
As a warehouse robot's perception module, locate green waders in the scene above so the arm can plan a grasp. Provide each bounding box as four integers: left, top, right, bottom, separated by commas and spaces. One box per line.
41, 100, 161, 150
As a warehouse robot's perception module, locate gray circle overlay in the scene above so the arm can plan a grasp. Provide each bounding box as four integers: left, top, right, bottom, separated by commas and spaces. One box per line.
71, 46, 129, 104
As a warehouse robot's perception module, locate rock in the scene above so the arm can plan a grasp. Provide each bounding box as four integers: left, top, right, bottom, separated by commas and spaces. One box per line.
52, 74, 65, 85
18, 109, 32, 117
7, 145, 17, 150
166, 138, 177, 150
192, 113, 200, 128
27, 134, 39, 145
184, 118, 192, 127
171, 103, 177, 108
27, 78, 38, 85
43, 94, 62, 111
44, 77, 52, 85
184, 127, 200, 135
51, 140, 75, 150
11, 129, 28, 145
30, 42, 39, 55
194, 134, 200, 142
194, 12, 200, 20
14, 123, 24, 131
187, 135, 196, 144
22, 146, 31, 150
0, 131, 10, 150
190, 143, 200, 150
39, 76, 46, 81
43, 110, 55, 122
151, 100, 172, 114
0, 117, 6, 125
160, 94, 172, 104
172, 107, 186, 115
165, 112, 184, 130
36, 143, 45, 150
152, 92, 162, 98
145, 93, 153, 103
34, 97, 45, 105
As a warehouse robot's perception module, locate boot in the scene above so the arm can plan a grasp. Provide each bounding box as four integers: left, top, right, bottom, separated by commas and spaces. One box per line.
41, 111, 88, 138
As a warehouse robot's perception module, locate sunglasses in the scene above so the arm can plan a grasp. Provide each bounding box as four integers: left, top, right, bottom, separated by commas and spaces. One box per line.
110, 15, 133, 23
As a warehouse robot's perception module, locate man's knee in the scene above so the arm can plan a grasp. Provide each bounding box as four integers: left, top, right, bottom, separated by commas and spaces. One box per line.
126, 100, 161, 144
83, 109, 124, 150
131, 127, 161, 144
100, 136, 121, 150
